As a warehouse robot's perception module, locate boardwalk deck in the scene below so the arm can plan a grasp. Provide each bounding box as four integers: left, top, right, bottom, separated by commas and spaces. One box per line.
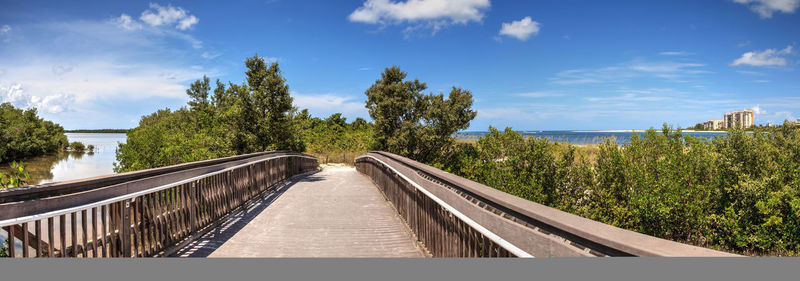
174, 167, 425, 258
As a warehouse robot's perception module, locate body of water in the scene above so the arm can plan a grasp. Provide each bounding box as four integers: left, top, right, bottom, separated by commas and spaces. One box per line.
0, 133, 127, 186
454, 130, 731, 145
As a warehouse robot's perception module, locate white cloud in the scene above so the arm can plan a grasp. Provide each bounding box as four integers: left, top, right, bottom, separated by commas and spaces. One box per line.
52, 64, 73, 75
0, 25, 10, 34
752, 104, 767, 114
0, 83, 75, 114
659, 51, 691, 56
515, 91, 563, 98
201, 52, 220, 59
348, 0, 490, 34
731, 45, 794, 66
292, 93, 368, 119
140, 3, 199, 30
114, 14, 142, 30
498, 17, 541, 41
736, 70, 765, 75
1, 59, 209, 104
552, 60, 709, 84
733, 0, 800, 18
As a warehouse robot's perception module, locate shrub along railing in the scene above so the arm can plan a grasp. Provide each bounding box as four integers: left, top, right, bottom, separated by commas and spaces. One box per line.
356, 151, 738, 257
0, 151, 317, 258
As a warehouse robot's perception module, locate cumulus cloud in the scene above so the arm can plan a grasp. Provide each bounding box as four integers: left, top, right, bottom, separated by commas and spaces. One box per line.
140, 3, 199, 30
113, 4, 199, 32
0, 83, 76, 114
114, 14, 143, 30
0, 24, 10, 34
733, 0, 800, 18
348, 0, 490, 34
498, 16, 540, 41
731, 45, 794, 66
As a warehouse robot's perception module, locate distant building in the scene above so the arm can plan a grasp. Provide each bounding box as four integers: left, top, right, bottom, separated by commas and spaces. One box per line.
702, 119, 723, 130
723, 109, 754, 129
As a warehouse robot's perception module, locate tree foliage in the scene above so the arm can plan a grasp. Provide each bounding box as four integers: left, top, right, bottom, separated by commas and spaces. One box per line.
0, 102, 68, 163
435, 123, 800, 255
365, 66, 476, 163
115, 55, 303, 172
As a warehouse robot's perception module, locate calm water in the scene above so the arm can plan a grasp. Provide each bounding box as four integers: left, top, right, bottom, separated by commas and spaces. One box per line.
454, 130, 730, 144
0, 133, 126, 185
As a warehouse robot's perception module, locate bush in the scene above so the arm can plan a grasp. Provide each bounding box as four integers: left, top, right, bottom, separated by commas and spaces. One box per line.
433, 123, 800, 256
0, 103, 68, 162
69, 141, 86, 151
87, 144, 95, 151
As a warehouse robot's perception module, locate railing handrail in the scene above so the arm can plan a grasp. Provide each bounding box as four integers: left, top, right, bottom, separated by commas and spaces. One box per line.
0, 154, 317, 228
360, 151, 738, 257
355, 155, 534, 258
0, 151, 295, 203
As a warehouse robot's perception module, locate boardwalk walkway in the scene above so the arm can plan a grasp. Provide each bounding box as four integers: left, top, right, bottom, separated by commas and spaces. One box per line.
173, 167, 425, 257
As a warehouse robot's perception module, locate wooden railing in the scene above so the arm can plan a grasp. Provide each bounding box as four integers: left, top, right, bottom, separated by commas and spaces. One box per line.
356, 151, 738, 257
0, 152, 317, 258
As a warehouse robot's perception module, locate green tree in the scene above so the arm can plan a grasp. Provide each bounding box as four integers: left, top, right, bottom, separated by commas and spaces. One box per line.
364, 66, 476, 162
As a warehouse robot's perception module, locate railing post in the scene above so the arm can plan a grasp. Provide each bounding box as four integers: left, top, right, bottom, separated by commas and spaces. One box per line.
189, 181, 198, 233
121, 199, 133, 257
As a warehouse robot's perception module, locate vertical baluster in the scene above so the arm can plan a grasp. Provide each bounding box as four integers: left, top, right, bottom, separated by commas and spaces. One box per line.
109, 203, 117, 257
21, 222, 30, 257
100, 205, 108, 257
70, 212, 78, 257
35, 220, 42, 257
91, 208, 98, 257
47, 217, 54, 257
5, 225, 16, 257
58, 215, 66, 257
81, 210, 88, 257
121, 199, 132, 257
133, 199, 142, 257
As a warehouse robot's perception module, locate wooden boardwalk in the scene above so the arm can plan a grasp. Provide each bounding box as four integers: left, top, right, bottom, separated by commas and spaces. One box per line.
173, 167, 425, 258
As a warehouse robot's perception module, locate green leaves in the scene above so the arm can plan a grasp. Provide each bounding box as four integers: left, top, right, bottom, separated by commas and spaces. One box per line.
365, 66, 476, 163
0, 102, 69, 163
115, 55, 302, 172
435, 124, 800, 255
0, 161, 29, 188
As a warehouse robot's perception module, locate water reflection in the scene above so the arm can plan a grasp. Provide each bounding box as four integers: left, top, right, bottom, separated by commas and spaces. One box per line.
0, 133, 126, 185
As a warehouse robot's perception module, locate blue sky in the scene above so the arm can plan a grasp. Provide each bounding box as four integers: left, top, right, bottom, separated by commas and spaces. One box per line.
0, 0, 798, 130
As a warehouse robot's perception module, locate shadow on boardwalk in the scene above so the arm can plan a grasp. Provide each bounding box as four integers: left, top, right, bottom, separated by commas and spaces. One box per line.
171, 172, 323, 257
